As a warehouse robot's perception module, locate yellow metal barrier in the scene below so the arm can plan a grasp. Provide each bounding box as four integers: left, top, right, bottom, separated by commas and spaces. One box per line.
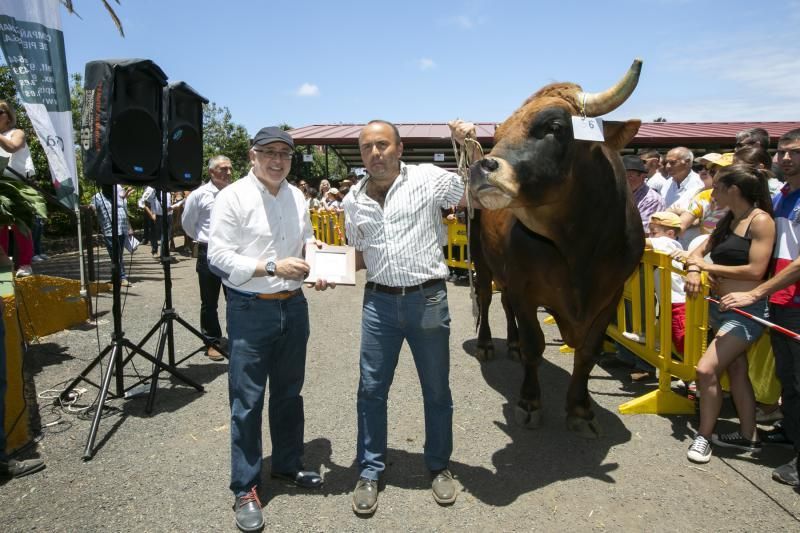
309, 210, 346, 245
443, 217, 472, 271
607, 249, 781, 415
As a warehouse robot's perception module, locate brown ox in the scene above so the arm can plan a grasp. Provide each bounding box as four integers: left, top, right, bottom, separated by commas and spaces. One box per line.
469, 59, 645, 437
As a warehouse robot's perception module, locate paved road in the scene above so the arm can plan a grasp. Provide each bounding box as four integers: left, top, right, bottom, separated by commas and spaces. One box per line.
2, 241, 799, 531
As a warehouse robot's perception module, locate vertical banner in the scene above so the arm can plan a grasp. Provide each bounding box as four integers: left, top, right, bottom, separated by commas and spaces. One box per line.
0, 0, 77, 210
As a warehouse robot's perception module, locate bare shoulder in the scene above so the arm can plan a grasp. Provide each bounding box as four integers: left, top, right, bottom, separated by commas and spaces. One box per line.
750, 209, 776, 238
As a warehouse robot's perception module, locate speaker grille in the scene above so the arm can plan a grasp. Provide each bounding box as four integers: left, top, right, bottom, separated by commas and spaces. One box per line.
109, 109, 162, 178
167, 125, 202, 186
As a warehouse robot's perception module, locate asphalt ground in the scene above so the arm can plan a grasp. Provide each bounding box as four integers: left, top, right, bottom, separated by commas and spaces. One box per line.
2, 238, 800, 531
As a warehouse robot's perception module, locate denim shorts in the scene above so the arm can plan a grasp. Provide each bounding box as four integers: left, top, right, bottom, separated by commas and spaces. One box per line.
709, 298, 769, 342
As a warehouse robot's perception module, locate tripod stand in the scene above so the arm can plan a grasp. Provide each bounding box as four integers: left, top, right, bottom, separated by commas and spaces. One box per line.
59, 185, 204, 460
135, 189, 228, 413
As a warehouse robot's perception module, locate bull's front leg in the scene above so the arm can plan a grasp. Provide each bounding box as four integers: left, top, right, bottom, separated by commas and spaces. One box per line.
565, 345, 602, 438
475, 272, 495, 361
500, 290, 520, 359
513, 309, 545, 429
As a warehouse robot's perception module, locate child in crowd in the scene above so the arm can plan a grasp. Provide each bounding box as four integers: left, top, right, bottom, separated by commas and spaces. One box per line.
646, 211, 687, 355
612, 211, 687, 380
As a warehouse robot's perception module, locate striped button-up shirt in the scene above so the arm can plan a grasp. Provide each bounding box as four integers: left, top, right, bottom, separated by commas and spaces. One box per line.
91, 192, 128, 237
343, 162, 464, 287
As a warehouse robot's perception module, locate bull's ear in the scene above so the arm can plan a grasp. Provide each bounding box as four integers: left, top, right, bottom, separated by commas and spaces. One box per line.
603, 120, 641, 151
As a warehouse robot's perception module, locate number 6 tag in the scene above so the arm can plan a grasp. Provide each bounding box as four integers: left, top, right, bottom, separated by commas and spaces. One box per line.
571, 116, 605, 142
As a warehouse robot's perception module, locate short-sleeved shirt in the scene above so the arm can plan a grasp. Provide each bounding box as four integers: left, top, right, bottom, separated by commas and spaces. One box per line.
770, 185, 800, 307
343, 162, 463, 286
91, 192, 128, 237
687, 188, 729, 235
649, 236, 686, 304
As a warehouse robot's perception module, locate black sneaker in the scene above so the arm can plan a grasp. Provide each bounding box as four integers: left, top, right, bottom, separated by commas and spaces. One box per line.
772, 456, 800, 486
711, 431, 762, 452
759, 423, 794, 448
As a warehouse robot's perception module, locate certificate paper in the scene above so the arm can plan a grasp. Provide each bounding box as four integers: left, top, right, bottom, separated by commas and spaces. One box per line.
305, 244, 356, 285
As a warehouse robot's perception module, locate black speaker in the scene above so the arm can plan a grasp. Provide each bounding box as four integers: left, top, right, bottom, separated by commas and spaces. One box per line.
81, 59, 167, 185
162, 82, 208, 191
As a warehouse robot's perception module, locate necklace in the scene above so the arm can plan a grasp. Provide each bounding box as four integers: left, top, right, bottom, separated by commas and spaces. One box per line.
731, 206, 755, 226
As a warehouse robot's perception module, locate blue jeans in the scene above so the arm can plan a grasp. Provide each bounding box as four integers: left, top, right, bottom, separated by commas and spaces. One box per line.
226, 289, 309, 497
102, 234, 127, 279
357, 280, 453, 480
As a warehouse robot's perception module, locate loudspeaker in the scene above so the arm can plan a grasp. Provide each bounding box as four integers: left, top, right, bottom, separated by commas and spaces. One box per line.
81, 59, 167, 185
162, 82, 208, 191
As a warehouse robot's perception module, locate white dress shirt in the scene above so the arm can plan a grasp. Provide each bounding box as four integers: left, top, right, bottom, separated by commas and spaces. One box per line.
343, 162, 464, 286
208, 172, 313, 293
181, 180, 223, 243
141, 186, 171, 216
662, 170, 704, 211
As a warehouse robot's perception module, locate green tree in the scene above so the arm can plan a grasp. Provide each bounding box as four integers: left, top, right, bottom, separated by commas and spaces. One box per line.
203, 102, 251, 180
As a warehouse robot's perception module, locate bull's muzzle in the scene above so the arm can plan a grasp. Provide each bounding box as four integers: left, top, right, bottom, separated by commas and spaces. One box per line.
469, 157, 518, 209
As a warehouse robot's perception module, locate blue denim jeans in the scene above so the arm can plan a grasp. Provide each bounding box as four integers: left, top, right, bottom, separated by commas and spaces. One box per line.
226, 289, 309, 496
357, 280, 453, 480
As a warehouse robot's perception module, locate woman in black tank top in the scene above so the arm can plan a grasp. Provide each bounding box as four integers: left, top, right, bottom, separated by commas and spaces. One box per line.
681, 164, 776, 463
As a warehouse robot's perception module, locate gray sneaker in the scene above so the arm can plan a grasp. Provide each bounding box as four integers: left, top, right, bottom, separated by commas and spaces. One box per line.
687, 435, 712, 463
772, 457, 799, 487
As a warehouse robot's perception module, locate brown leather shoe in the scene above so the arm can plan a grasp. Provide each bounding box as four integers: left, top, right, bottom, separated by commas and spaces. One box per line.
431, 469, 457, 504
206, 346, 225, 361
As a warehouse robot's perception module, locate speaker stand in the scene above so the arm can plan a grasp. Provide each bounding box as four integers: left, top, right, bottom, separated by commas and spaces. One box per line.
136, 189, 227, 414
59, 185, 204, 460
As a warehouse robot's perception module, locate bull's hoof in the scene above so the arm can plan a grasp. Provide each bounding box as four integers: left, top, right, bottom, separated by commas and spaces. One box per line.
514, 404, 542, 429
507, 341, 521, 360
475, 344, 495, 361
566, 415, 602, 439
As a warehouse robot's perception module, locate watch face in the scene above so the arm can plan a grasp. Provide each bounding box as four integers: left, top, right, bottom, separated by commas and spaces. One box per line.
266, 261, 276, 276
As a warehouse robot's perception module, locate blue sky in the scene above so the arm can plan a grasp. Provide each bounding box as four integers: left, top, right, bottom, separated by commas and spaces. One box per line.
23, 0, 800, 136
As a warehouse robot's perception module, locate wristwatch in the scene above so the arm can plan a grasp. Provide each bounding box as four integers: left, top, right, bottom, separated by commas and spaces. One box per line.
265, 261, 277, 277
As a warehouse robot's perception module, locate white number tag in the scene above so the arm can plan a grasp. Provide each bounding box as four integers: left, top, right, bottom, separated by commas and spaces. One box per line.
571, 116, 605, 142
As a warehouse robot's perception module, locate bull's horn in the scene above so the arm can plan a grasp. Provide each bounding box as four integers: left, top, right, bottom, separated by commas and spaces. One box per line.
577, 58, 642, 117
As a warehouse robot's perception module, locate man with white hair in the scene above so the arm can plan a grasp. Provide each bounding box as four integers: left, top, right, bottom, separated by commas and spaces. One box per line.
662, 147, 705, 246
182, 155, 233, 361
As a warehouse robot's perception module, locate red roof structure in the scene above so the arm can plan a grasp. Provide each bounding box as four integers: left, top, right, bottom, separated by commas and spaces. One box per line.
289, 121, 800, 170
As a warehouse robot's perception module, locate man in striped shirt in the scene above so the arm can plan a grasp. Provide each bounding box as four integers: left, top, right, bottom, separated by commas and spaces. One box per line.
344, 119, 478, 515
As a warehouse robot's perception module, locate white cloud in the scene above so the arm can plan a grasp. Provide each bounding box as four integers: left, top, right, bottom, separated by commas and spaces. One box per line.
453, 14, 473, 29
296, 83, 320, 97
418, 58, 436, 71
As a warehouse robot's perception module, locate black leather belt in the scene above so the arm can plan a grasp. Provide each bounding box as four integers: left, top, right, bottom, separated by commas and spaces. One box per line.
365, 278, 443, 295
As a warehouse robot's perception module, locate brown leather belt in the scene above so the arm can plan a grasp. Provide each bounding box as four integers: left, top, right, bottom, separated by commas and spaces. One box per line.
255, 288, 302, 300
365, 278, 443, 295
